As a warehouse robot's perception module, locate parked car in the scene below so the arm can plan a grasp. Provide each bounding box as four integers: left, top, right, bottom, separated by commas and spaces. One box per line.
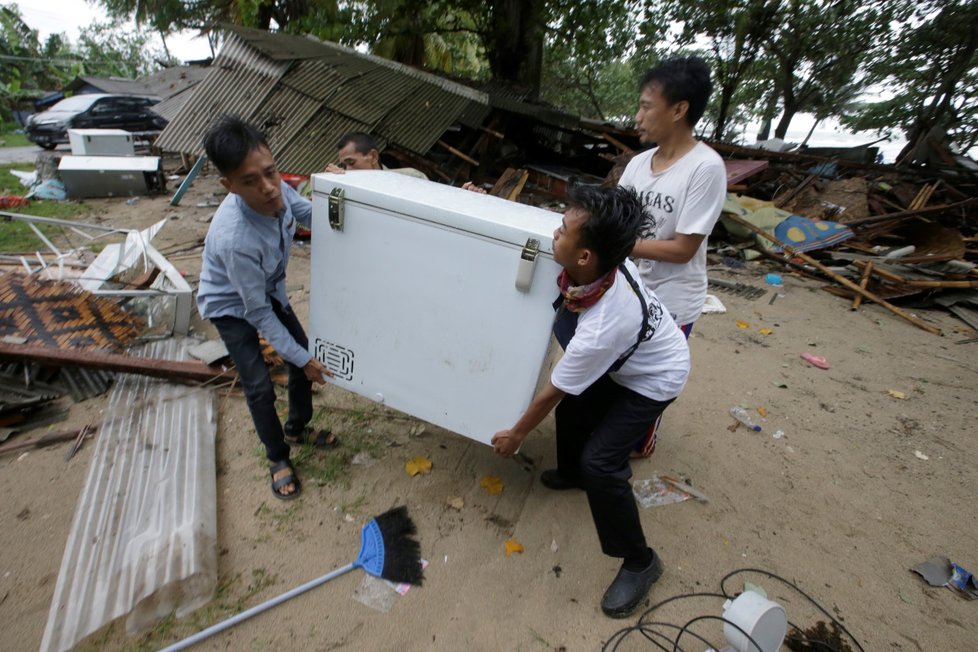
25, 94, 167, 150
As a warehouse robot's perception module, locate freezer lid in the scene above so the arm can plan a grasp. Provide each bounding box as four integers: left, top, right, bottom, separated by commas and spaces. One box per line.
58, 156, 161, 172
312, 170, 560, 251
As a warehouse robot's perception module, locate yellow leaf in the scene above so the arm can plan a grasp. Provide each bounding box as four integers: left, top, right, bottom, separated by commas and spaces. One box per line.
480, 475, 504, 496
736, 320, 750, 329
759, 327, 773, 336
405, 455, 433, 477
446, 495, 464, 510
887, 389, 907, 400
504, 539, 524, 557
757, 406, 767, 417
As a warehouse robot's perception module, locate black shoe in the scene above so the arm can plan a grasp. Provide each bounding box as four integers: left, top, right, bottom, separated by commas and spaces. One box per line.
540, 469, 583, 491
601, 549, 664, 618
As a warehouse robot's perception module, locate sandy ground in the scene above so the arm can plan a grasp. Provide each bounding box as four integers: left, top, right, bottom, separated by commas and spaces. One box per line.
1, 168, 976, 652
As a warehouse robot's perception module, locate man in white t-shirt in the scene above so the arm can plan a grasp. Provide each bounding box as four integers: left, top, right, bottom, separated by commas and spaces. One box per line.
492, 185, 690, 619
618, 56, 727, 457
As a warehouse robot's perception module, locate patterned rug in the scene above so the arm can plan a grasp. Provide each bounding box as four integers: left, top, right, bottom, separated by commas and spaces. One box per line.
0, 272, 145, 351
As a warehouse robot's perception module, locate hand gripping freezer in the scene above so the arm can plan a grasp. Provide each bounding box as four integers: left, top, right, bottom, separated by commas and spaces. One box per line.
310, 171, 562, 446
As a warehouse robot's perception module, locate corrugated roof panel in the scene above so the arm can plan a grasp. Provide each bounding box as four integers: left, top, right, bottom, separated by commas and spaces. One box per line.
155, 28, 494, 162
275, 109, 368, 174
325, 67, 418, 126
252, 85, 323, 157
375, 91, 475, 154
229, 24, 334, 61
151, 85, 195, 123
155, 35, 290, 155
279, 58, 348, 102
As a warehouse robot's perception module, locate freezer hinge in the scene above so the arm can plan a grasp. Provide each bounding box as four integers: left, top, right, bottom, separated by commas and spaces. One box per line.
328, 188, 344, 231
515, 238, 540, 292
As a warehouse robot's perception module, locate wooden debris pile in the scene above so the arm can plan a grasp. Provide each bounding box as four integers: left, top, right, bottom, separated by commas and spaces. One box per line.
700, 142, 978, 336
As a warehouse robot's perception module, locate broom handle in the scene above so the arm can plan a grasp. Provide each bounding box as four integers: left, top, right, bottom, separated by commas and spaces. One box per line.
159, 562, 356, 651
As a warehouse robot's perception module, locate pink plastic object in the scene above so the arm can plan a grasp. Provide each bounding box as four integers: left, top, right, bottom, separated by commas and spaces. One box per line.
800, 353, 829, 369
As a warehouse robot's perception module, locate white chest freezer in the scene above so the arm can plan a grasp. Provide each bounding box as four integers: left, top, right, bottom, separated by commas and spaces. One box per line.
68, 129, 135, 156
58, 155, 164, 198
310, 171, 563, 446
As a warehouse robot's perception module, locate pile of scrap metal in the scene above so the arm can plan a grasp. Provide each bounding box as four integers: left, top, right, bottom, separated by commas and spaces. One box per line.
0, 211, 214, 440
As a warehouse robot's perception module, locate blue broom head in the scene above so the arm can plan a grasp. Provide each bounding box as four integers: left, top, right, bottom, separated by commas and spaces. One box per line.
354, 506, 424, 585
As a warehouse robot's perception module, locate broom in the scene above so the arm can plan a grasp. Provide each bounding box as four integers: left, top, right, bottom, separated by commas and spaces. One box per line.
160, 506, 423, 651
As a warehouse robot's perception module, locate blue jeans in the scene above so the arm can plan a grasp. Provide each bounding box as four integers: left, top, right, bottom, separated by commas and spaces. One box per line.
211, 301, 312, 463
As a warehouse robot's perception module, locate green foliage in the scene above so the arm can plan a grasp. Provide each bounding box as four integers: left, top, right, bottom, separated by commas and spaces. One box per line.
1, 5, 172, 123
843, 0, 978, 156
75, 22, 171, 77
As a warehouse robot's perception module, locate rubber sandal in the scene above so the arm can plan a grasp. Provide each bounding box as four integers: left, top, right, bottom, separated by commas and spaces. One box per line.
800, 352, 829, 369
285, 428, 340, 449
269, 459, 302, 501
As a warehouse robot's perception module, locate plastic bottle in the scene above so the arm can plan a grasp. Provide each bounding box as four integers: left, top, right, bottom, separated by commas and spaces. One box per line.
729, 406, 762, 432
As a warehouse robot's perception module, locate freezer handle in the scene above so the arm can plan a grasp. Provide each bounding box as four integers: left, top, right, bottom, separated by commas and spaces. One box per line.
328, 188, 344, 230
515, 238, 540, 292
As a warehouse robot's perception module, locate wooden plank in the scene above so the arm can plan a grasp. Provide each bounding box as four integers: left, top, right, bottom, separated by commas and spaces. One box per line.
436, 139, 480, 167
724, 159, 769, 187
0, 342, 238, 385
489, 168, 529, 201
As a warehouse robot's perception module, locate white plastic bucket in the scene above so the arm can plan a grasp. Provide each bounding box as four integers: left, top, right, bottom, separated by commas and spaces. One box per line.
722, 591, 788, 652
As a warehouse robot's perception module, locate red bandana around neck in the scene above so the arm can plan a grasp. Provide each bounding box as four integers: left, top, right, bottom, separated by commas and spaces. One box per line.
557, 267, 617, 312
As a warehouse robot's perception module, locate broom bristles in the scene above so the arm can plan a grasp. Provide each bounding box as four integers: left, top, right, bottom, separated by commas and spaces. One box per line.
374, 506, 424, 585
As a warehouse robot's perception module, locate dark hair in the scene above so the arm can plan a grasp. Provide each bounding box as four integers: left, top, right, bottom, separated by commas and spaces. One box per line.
203, 115, 269, 175
336, 131, 377, 154
566, 184, 643, 275
640, 57, 712, 127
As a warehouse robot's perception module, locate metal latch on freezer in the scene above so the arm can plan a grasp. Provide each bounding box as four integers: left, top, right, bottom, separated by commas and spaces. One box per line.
515, 238, 540, 292
328, 188, 344, 231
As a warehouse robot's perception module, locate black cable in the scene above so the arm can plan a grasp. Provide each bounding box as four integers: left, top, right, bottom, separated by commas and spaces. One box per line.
720, 568, 865, 652
674, 615, 763, 652
600, 568, 865, 652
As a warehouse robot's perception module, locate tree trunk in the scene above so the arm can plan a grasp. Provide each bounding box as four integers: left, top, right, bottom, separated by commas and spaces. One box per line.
755, 89, 778, 141
712, 82, 735, 142
485, 0, 545, 100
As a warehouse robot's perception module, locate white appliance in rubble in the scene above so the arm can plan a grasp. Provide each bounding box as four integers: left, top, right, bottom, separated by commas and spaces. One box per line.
310, 171, 563, 446
67, 128, 135, 156
58, 155, 163, 198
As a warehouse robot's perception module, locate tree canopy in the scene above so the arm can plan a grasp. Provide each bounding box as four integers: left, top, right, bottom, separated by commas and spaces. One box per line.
23, 0, 978, 157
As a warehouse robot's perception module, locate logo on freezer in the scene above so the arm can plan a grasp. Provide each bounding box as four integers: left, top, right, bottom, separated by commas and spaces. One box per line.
315, 339, 354, 381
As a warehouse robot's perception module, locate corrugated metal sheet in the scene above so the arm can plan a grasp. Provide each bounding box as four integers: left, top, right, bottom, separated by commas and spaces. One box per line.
155, 36, 290, 156
155, 26, 491, 174
40, 337, 217, 652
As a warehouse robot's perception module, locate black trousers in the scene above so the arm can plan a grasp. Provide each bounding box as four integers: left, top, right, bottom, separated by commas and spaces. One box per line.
555, 374, 674, 559
211, 300, 313, 463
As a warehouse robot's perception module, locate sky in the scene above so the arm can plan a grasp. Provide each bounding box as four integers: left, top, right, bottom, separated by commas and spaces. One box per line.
11, 0, 908, 162
13, 0, 213, 61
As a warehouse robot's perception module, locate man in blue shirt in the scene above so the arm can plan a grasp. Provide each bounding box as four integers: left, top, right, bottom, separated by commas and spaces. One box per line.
197, 116, 334, 500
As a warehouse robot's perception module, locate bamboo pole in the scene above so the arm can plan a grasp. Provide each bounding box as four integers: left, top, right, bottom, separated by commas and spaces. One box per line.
725, 213, 942, 336
851, 261, 873, 310
0, 426, 97, 458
